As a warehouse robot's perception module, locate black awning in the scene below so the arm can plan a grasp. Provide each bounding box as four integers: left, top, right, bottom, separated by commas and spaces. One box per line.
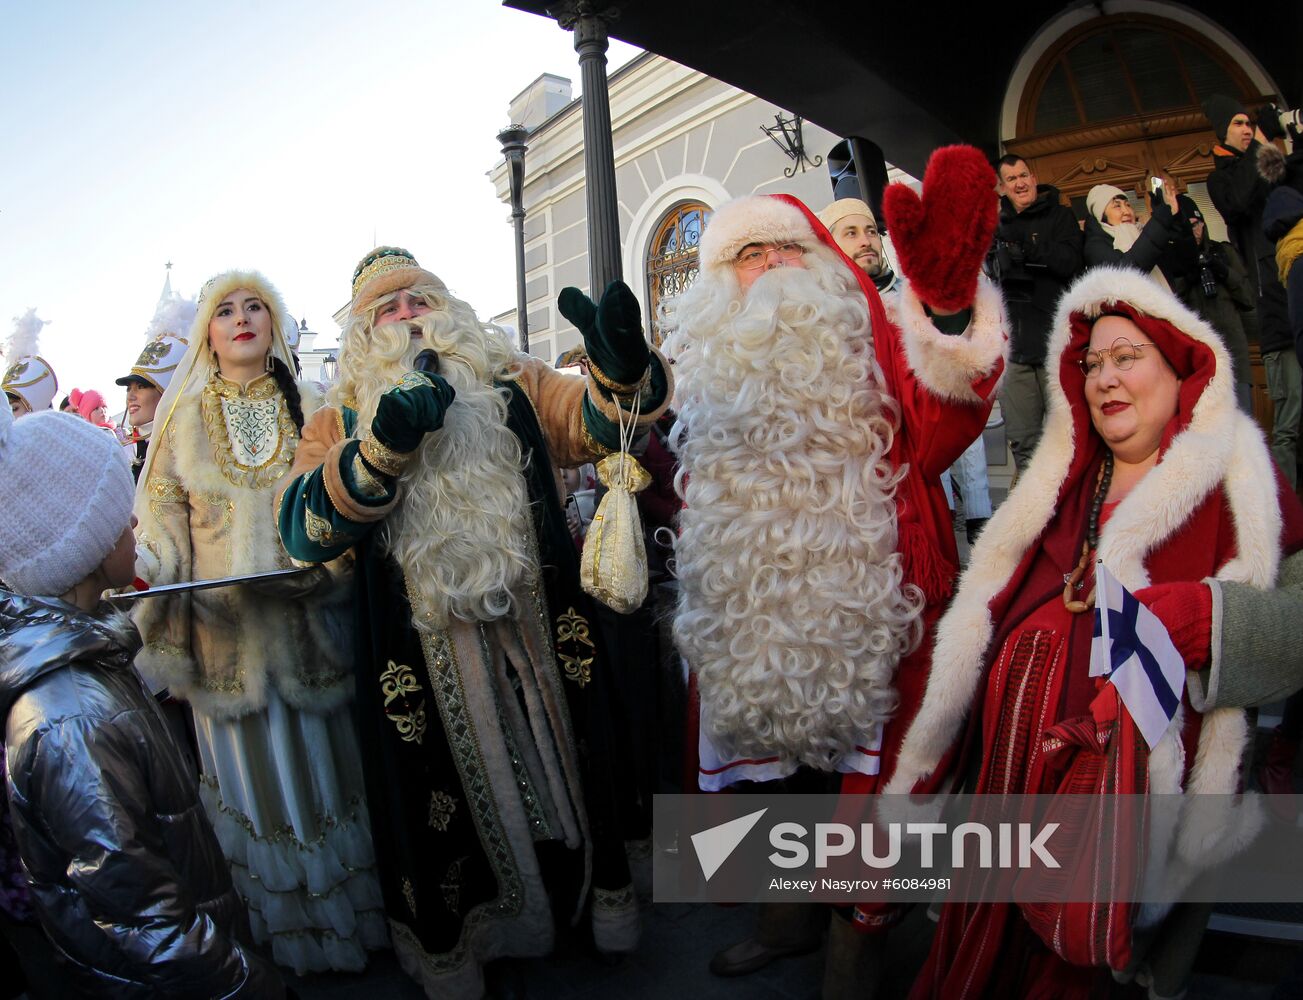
506, 1, 1301, 177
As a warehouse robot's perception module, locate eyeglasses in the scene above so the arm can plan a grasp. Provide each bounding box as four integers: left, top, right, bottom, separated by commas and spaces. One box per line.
734, 243, 806, 270
1079, 338, 1154, 377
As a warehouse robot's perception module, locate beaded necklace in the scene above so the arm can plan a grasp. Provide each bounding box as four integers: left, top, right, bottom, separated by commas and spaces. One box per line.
1062, 450, 1115, 613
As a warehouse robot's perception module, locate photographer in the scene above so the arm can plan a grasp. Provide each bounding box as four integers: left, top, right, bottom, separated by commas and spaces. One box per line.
991, 155, 1084, 472
1205, 92, 1298, 485
1171, 203, 1258, 413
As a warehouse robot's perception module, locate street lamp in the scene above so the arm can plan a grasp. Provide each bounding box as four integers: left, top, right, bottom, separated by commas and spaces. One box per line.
321, 354, 338, 385
498, 123, 530, 353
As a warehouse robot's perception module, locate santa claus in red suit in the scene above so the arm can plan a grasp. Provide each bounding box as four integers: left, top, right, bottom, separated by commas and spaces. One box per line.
659, 145, 1009, 986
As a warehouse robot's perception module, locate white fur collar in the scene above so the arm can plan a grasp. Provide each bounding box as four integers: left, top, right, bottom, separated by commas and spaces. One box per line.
887, 267, 1280, 801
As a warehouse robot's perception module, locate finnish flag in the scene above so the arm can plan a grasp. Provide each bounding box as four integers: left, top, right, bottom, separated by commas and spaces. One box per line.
1089, 562, 1185, 750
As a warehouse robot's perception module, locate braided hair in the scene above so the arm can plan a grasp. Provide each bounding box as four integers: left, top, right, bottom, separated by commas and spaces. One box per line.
269, 356, 305, 434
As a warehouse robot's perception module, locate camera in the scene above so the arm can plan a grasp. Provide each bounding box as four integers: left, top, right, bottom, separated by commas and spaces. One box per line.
984, 238, 1024, 281
1257, 104, 1302, 144
1197, 251, 1218, 299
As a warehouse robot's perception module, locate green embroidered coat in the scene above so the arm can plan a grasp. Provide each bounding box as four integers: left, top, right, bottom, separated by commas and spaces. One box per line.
276, 353, 670, 997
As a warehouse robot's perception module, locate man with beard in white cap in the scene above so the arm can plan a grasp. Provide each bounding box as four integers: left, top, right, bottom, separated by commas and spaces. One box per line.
276, 248, 673, 998
664, 146, 1007, 995
820, 197, 995, 545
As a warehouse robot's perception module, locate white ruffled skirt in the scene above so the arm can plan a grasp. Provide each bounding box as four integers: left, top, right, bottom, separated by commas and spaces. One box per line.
193, 688, 389, 974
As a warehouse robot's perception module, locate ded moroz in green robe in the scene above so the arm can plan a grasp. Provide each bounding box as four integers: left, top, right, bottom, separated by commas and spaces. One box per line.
276, 352, 671, 998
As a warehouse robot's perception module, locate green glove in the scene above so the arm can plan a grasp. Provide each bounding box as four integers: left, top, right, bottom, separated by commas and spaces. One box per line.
558, 280, 650, 388
370, 371, 456, 454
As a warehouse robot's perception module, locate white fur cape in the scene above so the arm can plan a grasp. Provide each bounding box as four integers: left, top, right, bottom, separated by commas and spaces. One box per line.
133, 379, 354, 720
886, 266, 1280, 880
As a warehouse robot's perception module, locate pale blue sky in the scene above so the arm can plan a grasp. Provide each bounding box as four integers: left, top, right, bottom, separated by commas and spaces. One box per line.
0, 1, 638, 400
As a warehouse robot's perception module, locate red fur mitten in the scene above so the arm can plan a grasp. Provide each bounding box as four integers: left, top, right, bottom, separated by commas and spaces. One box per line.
881, 145, 998, 312
1134, 581, 1213, 672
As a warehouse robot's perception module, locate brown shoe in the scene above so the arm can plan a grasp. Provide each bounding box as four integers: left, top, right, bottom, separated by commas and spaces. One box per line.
709, 934, 823, 977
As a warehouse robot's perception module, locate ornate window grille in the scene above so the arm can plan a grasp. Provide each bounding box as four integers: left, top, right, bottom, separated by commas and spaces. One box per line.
645, 202, 709, 346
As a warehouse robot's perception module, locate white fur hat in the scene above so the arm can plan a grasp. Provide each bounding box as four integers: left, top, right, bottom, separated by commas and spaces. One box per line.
699, 195, 816, 268
0, 405, 134, 596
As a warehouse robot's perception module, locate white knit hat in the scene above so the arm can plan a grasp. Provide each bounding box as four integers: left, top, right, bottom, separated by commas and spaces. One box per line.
0, 404, 135, 596
1086, 183, 1127, 224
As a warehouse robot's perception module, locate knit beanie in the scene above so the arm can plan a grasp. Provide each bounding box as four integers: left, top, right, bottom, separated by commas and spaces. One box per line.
1202, 94, 1244, 144
817, 198, 877, 233
75, 388, 106, 422
1086, 184, 1127, 223
0, 404, 134, 596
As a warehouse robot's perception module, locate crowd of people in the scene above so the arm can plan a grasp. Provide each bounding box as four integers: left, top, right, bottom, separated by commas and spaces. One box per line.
0, 88, 1301, 1000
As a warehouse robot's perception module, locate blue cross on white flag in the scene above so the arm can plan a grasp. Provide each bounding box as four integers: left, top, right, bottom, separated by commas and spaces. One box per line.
1089, 562, 1185, 749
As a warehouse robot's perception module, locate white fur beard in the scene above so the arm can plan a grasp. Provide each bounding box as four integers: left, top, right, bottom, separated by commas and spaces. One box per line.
670, 265, 923, 770
350, 317, 534, 630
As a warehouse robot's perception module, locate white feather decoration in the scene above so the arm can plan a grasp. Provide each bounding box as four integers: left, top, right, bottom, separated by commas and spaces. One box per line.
5, 308, 47, 363
146, 294, 196, 342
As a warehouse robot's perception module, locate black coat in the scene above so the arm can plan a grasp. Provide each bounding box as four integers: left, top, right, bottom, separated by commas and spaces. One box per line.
1209, 142, 1292, 353
994, 185, 1084, 365
1083, 196, 1199, 282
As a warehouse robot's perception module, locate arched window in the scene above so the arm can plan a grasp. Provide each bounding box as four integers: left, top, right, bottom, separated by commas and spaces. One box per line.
645, 202, 709, 346
1019, 15, 1257, 137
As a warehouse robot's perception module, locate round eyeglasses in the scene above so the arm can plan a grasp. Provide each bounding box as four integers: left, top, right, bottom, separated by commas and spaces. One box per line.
1079, 338, 1155, 378
734, 243, 806, 271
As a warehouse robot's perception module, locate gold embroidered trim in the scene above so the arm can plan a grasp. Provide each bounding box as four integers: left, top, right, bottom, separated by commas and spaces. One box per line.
558, 652, 592, 688
207, 371, 279, 401
405, 574, 526, 935
200, 372, 297, 489
304, 506, 347, 547
379, 659, 426, 744
556, 608, 593, 648
556, 607, 595, 688
393, 370, 432, 392
200, 777, 366, 850
587, 359, 648, 396
428, 790, 458, 832
359, 434, 412, 476
580, 417, 615, 459
351, 452, 389, 498
402, 876, 417, 918
147, 476, 188, 503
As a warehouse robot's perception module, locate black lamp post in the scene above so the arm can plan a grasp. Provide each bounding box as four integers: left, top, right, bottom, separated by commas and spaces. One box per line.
321, 354, 338, 384
498, 123, 530, 353
552, 2, 622, 295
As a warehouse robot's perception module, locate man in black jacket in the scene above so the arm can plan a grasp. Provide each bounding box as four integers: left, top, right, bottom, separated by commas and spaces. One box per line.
991, 155, 1083, 472
1205, 93, 1298, 487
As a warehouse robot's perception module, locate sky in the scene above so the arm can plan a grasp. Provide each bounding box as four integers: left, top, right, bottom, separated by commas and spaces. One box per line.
0, 1, 640, 401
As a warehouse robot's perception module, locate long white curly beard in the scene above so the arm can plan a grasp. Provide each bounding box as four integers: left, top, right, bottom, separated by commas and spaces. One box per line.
663, 253, 923, 770
347, 312, 533, 631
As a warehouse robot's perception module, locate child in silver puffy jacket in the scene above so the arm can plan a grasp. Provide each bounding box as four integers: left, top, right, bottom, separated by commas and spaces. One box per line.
0, 403, 282, 998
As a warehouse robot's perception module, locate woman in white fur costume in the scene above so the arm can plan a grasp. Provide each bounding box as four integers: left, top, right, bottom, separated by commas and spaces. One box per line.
888, 266, 1303, 998
132, 271, 387, 973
